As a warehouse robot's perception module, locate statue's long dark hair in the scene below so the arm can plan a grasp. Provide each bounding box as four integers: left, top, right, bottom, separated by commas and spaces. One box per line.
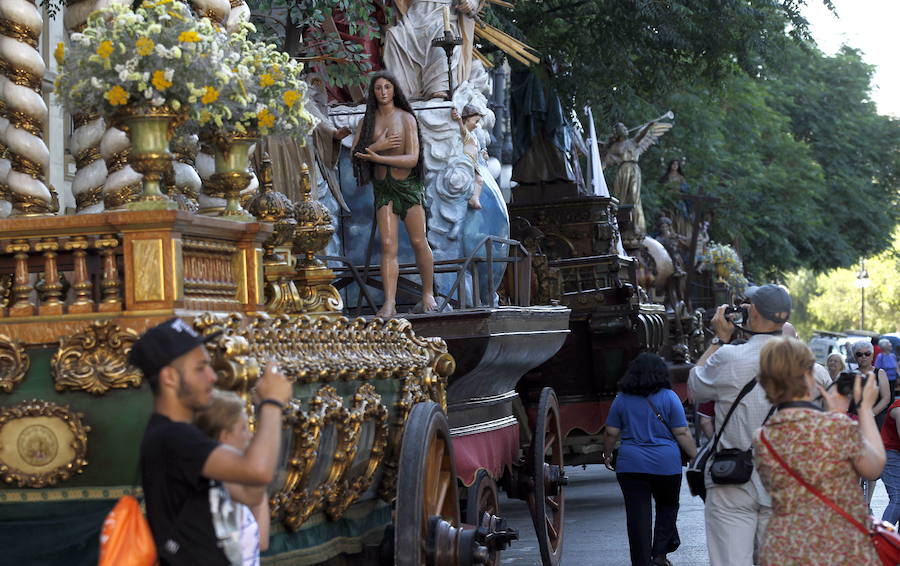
352, 71, 425, 186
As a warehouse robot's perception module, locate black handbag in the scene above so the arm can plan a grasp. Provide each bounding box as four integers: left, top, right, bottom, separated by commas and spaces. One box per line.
644, 397, 691, 466
709, 448, 754, 484
686, 377, 760, 499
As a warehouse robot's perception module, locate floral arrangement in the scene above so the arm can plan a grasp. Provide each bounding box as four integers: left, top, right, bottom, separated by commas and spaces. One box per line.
55, 0, 225, 116
704, 242, 749, 294
194, 24, 316, 139
55, 1, 316, 141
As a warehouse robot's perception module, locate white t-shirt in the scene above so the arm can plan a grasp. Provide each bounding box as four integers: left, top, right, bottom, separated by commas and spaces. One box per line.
238, 504, 260, 566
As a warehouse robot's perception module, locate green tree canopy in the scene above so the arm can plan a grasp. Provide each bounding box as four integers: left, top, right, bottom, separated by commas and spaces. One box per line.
787, 228, 900, 338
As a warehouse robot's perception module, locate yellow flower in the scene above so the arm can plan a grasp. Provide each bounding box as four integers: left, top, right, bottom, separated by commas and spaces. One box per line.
197, 110, 212, 124
259, 74, 275, 87
105, 85, 129, 106
257, 108, 275, 129
282, 90, 300, 108
54, 42, 65, 65
135, 37, 155, 56
151, 70, 172, 91
178, 30, 201, 43
200, 86, 219, 104
97, 40, 114, 59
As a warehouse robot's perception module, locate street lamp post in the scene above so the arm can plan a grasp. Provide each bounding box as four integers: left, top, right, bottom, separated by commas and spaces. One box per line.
856, 259, 871, 330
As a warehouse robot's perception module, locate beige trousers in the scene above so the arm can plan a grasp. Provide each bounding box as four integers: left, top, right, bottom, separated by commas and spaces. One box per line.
705, 483, 772, 566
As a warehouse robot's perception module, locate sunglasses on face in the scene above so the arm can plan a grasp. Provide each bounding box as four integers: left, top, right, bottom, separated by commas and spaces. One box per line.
856, 352, 873, 357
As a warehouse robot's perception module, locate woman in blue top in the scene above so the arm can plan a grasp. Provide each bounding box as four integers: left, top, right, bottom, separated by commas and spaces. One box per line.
603, 353, 697, 566
876, 339, 898, 403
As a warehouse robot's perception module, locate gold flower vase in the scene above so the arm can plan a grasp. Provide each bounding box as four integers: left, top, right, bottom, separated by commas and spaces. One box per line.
117, 105, 183, 210
209, 132, 257, 222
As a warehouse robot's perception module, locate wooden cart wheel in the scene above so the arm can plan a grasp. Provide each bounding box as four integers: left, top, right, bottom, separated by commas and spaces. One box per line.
465, 469, 501, 566
395, 402, 461, 566
528, 387, 566, 566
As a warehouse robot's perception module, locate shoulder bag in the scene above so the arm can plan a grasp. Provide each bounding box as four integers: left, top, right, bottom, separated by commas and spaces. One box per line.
685, 378, 759, 500
644, 396, 691, 466
760, 429, 900, 566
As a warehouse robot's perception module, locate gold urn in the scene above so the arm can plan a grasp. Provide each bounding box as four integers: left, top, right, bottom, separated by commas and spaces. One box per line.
246, 153, 296, 264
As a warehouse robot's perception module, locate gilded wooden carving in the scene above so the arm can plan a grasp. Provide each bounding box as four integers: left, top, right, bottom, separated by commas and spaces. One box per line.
0, 334, 29, 393
51, 321, 142, 395
0, 399, 90, 488
324, 383, 389, 521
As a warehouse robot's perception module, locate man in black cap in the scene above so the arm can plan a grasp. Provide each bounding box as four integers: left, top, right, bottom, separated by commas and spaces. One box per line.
687, 284, 791, 566
131, 318, 292, 565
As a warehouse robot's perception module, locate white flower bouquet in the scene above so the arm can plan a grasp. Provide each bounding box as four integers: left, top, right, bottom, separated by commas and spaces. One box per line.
195, 24, 317, 139
54, 0, 225, 117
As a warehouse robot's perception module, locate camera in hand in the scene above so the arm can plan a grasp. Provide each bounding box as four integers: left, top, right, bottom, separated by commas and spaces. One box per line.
835, 371, 866, 397
724, 305, 749, 326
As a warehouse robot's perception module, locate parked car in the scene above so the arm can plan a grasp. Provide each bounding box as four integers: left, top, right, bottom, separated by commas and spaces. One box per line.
809, 331, 847, 365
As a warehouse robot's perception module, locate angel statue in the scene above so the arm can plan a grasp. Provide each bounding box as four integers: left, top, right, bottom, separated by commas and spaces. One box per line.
600, 116, 673, 238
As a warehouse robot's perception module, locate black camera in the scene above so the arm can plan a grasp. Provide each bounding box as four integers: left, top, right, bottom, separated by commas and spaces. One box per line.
724, 305, 749, 326
835, 371, 866, 397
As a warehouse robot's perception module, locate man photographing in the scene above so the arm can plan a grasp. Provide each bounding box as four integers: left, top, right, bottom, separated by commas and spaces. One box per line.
130, 318, 292, 565
688, 284, 791, 566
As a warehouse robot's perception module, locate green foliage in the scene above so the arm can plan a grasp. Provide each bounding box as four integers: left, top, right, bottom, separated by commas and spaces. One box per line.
500, 0, 829, 112
628, 45, 900, 278
246, 0, 382, 90
788, 230, 900, 338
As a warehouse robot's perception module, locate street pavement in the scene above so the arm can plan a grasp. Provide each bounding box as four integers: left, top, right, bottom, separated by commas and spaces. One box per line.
497, 464, 890, 565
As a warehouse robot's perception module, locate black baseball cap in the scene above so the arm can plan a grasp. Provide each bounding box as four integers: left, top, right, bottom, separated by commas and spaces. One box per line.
128, 318, 222, 380
746, 284, 792, 323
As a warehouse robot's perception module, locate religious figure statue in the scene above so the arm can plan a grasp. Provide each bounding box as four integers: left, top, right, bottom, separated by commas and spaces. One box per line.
658, 158, 693, 243
352, 71, 438, 317
451, 104, 488, 209
382, 0, 481, 100
600, 120, 672, 237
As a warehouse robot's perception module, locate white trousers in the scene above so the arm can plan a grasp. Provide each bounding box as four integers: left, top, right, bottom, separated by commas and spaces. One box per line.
705, 483, 772, 566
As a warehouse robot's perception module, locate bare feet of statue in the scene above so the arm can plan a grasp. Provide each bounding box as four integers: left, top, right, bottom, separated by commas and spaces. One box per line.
468, 178, 483, 209
422, 293, 438, 313
376, 302, 397, 318
429, 91, 450, 101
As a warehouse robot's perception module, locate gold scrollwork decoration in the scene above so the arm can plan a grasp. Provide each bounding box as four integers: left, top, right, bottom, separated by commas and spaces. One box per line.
275, 386, 349, 530
0, 399, 91, 488
51, 321, 142, 395
323, 383, 389, 521
0, 334, 29, 393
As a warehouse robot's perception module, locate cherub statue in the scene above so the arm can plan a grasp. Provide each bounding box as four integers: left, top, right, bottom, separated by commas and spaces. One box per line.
351, 71, 438, 317
450, 104, 487, 209
601, 119, 673, 237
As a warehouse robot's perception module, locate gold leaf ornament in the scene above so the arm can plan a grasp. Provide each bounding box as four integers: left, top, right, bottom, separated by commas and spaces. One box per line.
52, 321, 142, 395
0, 335, 29, 394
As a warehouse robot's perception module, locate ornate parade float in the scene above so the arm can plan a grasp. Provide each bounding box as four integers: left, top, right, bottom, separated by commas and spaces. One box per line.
0, 0, 748, 565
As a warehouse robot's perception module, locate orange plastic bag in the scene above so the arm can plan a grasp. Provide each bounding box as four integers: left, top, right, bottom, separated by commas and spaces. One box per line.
98, 495, 158, 566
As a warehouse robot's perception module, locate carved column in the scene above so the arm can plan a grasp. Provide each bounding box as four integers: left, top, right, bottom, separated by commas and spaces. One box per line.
34, 237, 63, 315
64, 0, 106, 213
0, 0, 56, 215
95, 235, 121, 311
6, 239, 34, 316
0, 94, 11, 216
64, 236, 94, 313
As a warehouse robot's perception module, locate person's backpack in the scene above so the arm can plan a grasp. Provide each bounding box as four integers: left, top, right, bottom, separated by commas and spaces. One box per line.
98, 495, 157, 566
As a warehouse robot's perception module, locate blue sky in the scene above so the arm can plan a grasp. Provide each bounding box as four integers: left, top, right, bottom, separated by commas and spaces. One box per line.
804, 0, 899, 117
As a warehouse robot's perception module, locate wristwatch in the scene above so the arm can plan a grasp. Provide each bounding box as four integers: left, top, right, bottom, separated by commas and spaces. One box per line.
711, 336, 730, 346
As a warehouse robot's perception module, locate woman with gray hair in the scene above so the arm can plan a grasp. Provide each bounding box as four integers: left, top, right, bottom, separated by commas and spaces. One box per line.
875, 339, 897, 403
851, 340, 892, 425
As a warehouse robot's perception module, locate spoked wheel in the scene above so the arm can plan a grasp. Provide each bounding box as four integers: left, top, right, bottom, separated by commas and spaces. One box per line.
465, 469, 501, 566
528, 387, 566, 566
397, 402, 491, 566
